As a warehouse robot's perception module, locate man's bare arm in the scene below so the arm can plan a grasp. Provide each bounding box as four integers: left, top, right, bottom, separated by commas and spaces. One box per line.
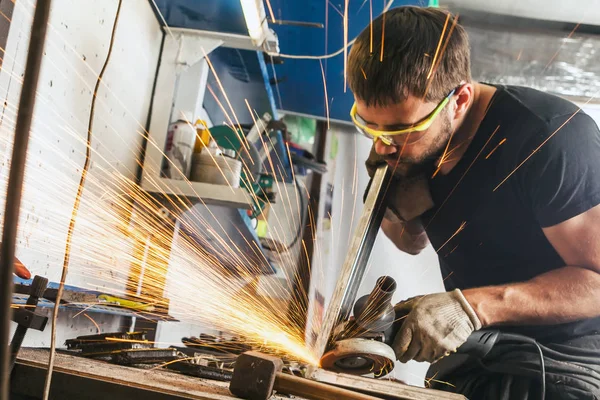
464, 203, 600, 326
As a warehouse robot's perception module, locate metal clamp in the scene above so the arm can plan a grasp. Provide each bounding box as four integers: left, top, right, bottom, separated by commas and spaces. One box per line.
10, 275, 49, 369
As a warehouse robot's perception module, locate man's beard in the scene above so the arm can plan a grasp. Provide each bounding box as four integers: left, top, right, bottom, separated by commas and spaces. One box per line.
386, 112, 453, 179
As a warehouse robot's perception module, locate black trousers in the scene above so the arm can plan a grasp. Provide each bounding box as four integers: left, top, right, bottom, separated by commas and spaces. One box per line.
428, 334, 600, 400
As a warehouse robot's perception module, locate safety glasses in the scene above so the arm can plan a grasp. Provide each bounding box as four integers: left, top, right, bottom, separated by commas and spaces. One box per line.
350, 88, 457, 146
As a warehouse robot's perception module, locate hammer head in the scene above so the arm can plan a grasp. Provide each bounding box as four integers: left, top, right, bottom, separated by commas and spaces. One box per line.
230, 351, 283, 400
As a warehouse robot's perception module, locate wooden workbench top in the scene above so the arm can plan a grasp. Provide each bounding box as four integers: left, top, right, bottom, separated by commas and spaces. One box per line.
12, 348, 466, 400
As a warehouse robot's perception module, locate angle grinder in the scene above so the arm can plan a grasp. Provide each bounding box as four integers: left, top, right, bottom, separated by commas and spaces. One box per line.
320, 276, 502, 377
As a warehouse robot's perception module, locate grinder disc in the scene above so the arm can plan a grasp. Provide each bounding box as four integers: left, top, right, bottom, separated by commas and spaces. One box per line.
320, 338, 395, 377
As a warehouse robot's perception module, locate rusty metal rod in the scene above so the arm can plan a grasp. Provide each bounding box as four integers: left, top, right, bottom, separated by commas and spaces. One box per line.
0, 1, 53, 398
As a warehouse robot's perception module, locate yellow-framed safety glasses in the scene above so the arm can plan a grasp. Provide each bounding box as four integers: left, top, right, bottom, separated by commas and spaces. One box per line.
350, 88, 457, 146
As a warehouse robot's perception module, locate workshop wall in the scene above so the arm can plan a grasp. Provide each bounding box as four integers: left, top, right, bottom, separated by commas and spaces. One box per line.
0, 0, 162, 292
307, 125, 444, 386
1, 0, 162, 338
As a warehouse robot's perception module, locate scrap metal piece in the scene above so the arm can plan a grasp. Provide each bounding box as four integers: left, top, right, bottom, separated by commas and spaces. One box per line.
13, 283, 99, 304
314, 165, 391, 357
65, 331, 146, 350
165, 361, 233, 382
110, 348, 180, 366
319, 338, 395, 377
80, 342, 151, 357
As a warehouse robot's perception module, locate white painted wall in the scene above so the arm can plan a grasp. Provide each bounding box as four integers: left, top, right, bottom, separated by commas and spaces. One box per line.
0, 0, 162, 289
3, 0, 162, 343
307, 124, 444, 386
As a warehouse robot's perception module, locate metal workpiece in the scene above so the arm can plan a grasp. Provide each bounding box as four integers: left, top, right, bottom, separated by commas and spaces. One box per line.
314, 165, 392, 358
353, 276, 397, 333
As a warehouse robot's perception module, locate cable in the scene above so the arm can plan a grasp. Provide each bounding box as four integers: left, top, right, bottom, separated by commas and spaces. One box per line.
0, 1, 52, 398
267, 39, 355, 60
533, 340, 546, 400
265, 0, 396, 60
42, 1, 122, 398
499, 333, 546, 400
261, 177, 305, 252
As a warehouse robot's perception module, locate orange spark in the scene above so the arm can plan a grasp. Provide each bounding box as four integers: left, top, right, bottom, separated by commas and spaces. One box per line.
265, 0, 276, 23
426, 125, 501, 227
319, 60, 330, 129
485, 138, 507, 159
427, 13, 450, 80
436, 221, 466, 252
544, 23, 581, 71
494, 111, 579, 191
83, 313, 101, 333
343, 0, 349, 92
379, 10, 386, 62
369, 0, 373, 54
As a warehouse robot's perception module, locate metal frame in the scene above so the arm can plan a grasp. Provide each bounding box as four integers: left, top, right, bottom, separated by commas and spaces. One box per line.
166, 27, 279, 53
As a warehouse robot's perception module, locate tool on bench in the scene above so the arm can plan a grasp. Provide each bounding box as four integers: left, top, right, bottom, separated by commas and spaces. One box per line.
321, 274, 505, 376
9, 275, 49, 370
320, 275, 399, 376
230, 351, 382, 400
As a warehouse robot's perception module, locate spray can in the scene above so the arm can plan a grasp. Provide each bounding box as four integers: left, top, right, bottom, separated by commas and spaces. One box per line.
163, 111, 196, 180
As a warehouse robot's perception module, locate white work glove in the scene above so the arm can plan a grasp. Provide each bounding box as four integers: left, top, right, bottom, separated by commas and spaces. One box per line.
393, 289, 482, 363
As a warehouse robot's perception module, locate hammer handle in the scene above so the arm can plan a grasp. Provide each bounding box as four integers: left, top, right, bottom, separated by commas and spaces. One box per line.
274, 373, 382, 400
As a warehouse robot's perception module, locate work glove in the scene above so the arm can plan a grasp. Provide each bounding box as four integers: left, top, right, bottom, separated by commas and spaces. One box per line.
392, 289, 482, 363
364, 146, 434, 222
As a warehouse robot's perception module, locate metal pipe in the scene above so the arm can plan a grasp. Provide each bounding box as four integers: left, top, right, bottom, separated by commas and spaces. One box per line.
314, 165, 392, 358
353, 276, 397, 333
0, 1, 52, 397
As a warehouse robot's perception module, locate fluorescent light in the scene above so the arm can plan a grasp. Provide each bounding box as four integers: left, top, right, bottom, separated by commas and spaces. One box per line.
240, 0, 266, 44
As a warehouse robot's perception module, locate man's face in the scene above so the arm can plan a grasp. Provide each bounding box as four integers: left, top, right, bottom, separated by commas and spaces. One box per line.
355, 93, 454, 177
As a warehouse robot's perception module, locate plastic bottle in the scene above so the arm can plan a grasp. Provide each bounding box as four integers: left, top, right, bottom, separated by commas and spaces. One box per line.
163, 111, 196, 180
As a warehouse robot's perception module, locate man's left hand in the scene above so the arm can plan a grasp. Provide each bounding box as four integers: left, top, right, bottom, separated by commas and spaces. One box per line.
393, 289, 482, 363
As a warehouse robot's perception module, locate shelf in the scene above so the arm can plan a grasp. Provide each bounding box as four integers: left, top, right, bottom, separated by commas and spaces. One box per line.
141, 178, 252, 209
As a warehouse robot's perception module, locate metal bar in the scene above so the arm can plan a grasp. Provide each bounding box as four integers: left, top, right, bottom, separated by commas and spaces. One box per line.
310, 369, 468, 400
0, 0, 52, 397
314, 165, 392, 357
165, 27, 258, 51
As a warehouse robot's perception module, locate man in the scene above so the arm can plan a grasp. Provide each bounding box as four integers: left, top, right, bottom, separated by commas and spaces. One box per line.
348, 6, 600, 399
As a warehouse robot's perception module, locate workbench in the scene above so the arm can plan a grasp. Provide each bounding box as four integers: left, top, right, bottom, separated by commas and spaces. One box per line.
11, 348, 466, 400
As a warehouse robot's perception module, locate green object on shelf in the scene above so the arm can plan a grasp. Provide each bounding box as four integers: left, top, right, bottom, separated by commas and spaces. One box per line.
284, 115, 317, 147
209, 125, 275, 217
428, 0, 439, 7
256, 219, 268, 238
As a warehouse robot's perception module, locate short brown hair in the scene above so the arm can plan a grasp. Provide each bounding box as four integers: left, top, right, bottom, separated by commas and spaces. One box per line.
348, 6, 471, 107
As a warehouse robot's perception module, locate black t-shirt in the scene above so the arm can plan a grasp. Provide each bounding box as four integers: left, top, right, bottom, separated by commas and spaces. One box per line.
421, 84, 600, 342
